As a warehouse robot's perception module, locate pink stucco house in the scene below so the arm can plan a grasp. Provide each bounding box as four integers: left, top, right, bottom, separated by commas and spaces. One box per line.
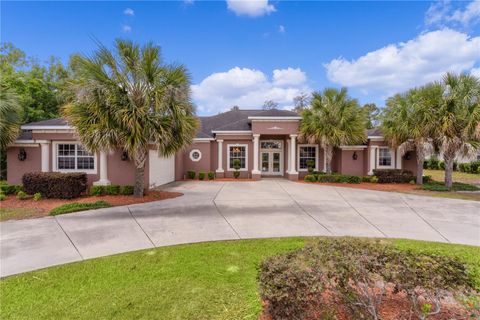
6, 108, 417, 187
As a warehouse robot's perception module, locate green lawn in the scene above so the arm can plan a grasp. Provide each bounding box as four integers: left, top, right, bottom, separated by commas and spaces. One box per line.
0, 207, 40, 221
424, 169, 480, 185
1, 238, 479, 320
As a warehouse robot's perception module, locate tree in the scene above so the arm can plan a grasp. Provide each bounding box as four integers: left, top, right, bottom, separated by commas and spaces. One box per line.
63, 39, 198, 197
381, 85, 441, 185
436, 73, 480, 188
293, 92, 310, 113
300, 88, 366, 173
262, 99, 278, 110
362, 103, 380, 129
0, 80, 23, 151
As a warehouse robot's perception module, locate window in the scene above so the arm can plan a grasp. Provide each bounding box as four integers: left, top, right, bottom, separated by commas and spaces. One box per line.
378, 148, 392, 167
298, 145, 317, 170
189, 149, 202, 162
228, 144, 247, 170
56, 143, 95, 172
260, 141, 281, 149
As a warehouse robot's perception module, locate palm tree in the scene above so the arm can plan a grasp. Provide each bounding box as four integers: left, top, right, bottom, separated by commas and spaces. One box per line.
0, 80, 22, 150
299, 87, 366, 173
381, 84, 442, 185
436, 73, 480, 188
63, 40, 198, 197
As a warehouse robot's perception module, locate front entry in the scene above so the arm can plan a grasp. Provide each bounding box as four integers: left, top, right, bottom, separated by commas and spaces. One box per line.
260, 140, 283, 176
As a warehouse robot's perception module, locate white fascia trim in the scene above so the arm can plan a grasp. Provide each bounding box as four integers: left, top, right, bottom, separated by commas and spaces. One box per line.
213, 130, 252, 135
340, 145, 368, 150
248, 116, 301, 120
368, 136, 384, 141
13, 140, 35, 144
11, 143, 39, 147
21, 125, 72, 130
193, 138, 214, 141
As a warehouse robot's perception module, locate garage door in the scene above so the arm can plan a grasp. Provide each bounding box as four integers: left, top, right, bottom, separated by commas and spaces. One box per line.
148, 150, 175, 187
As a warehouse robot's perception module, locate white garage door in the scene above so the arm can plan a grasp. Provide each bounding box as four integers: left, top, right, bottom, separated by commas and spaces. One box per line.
148, 150, 175, 188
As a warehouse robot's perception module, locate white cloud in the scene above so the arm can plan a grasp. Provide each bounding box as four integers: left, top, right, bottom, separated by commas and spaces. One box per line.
425, 0, 480, 27
324, 29, 480, 95
122, 25, 132, 33
226, 0, 275, 17
471, 67, 480, 78
183, 0, 194, 5
123, 8, 135, 16
191, 67, 310, 114
278, 25, 285, 33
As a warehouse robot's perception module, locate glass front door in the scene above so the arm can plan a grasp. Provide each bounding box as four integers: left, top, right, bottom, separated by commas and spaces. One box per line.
260, 140, 283, 175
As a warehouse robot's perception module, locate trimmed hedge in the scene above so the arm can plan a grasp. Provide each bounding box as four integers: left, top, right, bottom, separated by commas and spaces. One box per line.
121, 185, 134, 195
187, 171, 196, 179
50, 201, 112, 216
373, 169, 414, 183
207, 171, 215, 180
198, 171, 206, 180
304, 173, 362, 184
22, 172, 87, 199
0, 183, 23, 195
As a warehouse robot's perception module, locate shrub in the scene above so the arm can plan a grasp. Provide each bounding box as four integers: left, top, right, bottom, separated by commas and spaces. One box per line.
89, 185, 105, 196
426, 157, 440, 170
22, 172, 87, 199
459, 163, 471, 173
198, 171, 206, 180
233, 159, 241, 179
304, 174, 317, 182
33, 192, 42, 201
470, 161, 480, 174
259, 238, 477, 320
187, 170, 196, 179
306, 160, 315, 173
314, 174, 361, 184
0, 194, 5, 201
49, 201, 112, 216
373, 169, 414, 183
0, 184, 23, 195
422, 175, 433, 183
207, 171, 215, 180
121, 185, 134, 195
16, 191, 28, 200
105, 185, 120, 195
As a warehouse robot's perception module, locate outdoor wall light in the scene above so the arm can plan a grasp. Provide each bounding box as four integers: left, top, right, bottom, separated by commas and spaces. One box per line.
404, 152, 411, 160
121, 151, 129, 161
352, 151, 358, 160
18, 148, 27, 161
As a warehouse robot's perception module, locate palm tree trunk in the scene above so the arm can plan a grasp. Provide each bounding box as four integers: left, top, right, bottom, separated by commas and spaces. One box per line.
444, 152, 455, 189
325, 144, 333, 174
415, 142, 425, 185
133, 150, 148, 197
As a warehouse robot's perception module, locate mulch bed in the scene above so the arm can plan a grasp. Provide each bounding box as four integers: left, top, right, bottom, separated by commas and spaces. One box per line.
1, 190, 183, 220
298, 181, 418, 192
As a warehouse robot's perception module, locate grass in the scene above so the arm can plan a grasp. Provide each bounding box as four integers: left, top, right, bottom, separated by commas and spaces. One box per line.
49, 200, 112, 216
422, 181, 480, 192
424, 169, 480, 185
0, 207, 40, 221
1, 237, 479, 320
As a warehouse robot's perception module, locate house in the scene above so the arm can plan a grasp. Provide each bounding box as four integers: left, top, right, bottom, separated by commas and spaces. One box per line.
6, 109, 417, 187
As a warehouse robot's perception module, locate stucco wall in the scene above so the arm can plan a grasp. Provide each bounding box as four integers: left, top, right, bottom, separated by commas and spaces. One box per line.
107, 149, 149, 186
181, 142, 212, 176
339, 149, 366, 176
7, 146, 42, 185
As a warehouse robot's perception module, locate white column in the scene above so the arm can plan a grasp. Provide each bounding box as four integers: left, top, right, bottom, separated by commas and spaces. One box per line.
368, 146, 378, 175
286, 140, 291, 173
323, 148, 327, 173
252, 134, 260, 174
396, 147, 403, 169
94, 151, 111, 185
216, 140, 224, 173
288, 134, 297, 174
40, 142, 50, 172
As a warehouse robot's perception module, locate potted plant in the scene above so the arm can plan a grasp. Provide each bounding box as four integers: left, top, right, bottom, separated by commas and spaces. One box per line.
306, 160, 315, 173
233, 159, 241, 179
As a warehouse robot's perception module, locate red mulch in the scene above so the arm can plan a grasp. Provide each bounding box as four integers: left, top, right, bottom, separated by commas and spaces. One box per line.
180, 178, 255, 182
260, 289, 474, 320
298, 181, 418, 192
0, 190, 182, 221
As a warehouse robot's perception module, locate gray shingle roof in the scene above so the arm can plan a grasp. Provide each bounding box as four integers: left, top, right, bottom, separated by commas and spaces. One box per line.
18, 109, 307, 140
366, 128, 382, 137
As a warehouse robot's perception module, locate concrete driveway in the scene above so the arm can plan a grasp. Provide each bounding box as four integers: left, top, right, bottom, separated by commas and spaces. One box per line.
1, 179, 479, 277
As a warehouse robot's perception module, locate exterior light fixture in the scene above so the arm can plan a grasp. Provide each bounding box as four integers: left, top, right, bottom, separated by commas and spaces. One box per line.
18, 148, 27, 161
352, 151, 358, 160
404, 152, 411, 160
121, 151, 129, 161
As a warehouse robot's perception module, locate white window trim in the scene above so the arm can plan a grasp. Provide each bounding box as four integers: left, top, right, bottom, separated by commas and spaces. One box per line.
297, 144, 318, 172
189, 149, 202, 162
52, 141, 97, 174
377, 147, 395, 169
227, 143, 248, 171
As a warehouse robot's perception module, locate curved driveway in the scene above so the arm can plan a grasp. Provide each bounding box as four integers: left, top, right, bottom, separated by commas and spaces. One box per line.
1, 180, 479, 277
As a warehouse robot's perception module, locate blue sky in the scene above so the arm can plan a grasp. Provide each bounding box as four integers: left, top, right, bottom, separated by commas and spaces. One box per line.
2, 0, 480, 115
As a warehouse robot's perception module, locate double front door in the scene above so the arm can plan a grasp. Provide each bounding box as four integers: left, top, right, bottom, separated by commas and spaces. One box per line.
260, 140, 283, 176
